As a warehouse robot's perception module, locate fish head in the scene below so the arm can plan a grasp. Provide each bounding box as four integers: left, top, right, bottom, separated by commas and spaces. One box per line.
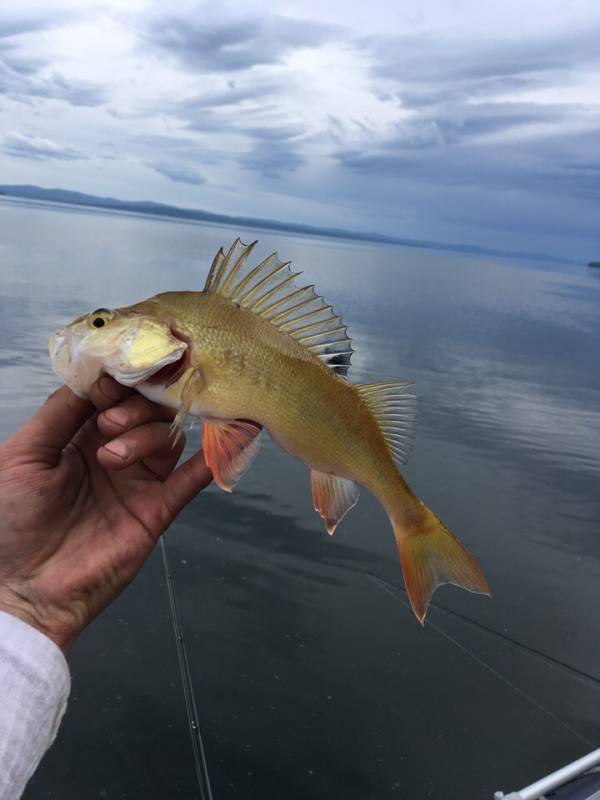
49, 306, 188, 398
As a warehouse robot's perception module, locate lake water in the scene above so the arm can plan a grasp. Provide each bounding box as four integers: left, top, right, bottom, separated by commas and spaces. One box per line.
1, 196, 599, 799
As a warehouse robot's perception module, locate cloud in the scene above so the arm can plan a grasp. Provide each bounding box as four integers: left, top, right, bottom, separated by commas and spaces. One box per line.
0, 130, 81, 160
0, 5, 76, 40
36, 72, 107, 107
0, 2, 598, 259
0, 5, 105, 108
239, 139, 305, 178
362, 25, 600, 94
145, 161, 206, 185
318, 22, 600, 249
336, 127, 600, 221
243, 124, 305, 141
139, 8, 340, 72
174, 79, 280, 111
0, 45, 107, 107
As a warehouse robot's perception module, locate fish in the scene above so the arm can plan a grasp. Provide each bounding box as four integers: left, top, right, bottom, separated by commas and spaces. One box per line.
49, 238, 490, 622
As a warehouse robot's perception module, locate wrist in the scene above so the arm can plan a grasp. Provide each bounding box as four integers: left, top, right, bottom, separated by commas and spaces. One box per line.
0, 587, 76, 653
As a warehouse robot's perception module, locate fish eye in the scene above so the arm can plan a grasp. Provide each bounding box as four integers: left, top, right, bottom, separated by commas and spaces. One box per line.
88, 308, 113, 330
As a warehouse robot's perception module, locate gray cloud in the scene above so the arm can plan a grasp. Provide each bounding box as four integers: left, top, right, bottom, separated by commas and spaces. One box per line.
146, 161, 206, 185
0, 6, 105, 108
0, 7, 75, 40
325, 23, 600, 244
239, 139, 305, 178
362, 26, 600, 93
133, 134, 223, 166
9, 73, 106, 107
354, 25, 600, 181
0, 3, 598, 261
140, 11, 340, 72
0, 43, 106, 107
175, 79, 279, 110
243, 124, 304, 141
38, 72, 107, 107
0, 45, 45, 77
336, 123, 600, 201
0, 130, 81, 160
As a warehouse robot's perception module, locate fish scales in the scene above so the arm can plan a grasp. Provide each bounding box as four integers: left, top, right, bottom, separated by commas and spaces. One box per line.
143, 292, 387, 483
49, 239, 490, 623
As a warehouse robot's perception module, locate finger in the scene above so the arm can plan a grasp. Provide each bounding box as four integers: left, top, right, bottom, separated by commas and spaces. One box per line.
89, 375, 132, 412
97, 421, 185, 478
14, 385, 93, 461
97, 393, 175, 438
160, 450, 213, 522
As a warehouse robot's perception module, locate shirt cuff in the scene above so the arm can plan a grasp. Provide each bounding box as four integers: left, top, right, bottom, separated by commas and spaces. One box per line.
0, 610, 71, 799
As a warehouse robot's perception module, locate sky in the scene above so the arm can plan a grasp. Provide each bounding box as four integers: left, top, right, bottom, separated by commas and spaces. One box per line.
0, 0, 599, 260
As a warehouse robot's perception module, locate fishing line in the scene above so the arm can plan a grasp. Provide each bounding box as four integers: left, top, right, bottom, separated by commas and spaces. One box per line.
160, 537, 214, 800
429, 600, 600, 690
366, 572, 600, 689
368, 573, 599, 751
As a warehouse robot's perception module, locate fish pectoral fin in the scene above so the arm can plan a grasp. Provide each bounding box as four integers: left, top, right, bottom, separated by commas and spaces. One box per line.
202, 418, 262, 493
310, 469, 359, 535
169, 368, 204, 447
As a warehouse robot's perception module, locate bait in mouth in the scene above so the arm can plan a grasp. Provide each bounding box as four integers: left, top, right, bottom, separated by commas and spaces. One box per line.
50, 239, 490, 623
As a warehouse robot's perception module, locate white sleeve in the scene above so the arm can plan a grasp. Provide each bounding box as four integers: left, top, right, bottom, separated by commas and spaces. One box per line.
0, 611, 71, 800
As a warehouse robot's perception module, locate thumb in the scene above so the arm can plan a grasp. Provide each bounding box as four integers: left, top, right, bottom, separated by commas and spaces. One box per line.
12, 386, 93, 465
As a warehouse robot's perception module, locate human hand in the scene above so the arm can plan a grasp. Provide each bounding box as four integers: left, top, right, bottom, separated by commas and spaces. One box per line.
0, 377, 212, 652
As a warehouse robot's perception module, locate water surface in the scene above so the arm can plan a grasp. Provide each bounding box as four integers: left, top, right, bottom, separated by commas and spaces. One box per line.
1, 197, 599, 799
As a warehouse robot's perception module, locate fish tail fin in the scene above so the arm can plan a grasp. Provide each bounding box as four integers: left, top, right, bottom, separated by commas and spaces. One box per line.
391, 504, 490, 624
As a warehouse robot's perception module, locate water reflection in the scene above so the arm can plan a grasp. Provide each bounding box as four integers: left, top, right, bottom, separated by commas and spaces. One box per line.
2, 197, 599, 799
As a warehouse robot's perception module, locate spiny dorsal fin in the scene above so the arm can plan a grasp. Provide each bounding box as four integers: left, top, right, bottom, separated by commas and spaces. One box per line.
203, 239, 353, 377
355, 381, 417, 467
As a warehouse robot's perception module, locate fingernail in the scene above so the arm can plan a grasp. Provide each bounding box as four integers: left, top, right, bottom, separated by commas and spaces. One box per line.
98, 375, 123, 402
103, 439, 130, 459
103, 407, 128, 428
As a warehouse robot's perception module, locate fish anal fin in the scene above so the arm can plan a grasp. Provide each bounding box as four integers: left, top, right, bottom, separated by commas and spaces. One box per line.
203, 239, 353, 377
392, 506, 491, 624
356, 381, 417, 467
310, 469, 359, 535
202, 418, 262, 492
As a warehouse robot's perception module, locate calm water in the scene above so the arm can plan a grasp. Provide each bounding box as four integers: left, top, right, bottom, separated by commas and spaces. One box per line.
1, 197, 599, 799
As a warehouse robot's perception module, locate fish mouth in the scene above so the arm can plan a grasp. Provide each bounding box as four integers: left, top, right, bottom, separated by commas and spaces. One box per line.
146, 328, 190, 387
49, 327, 103, 398
49, 330, 68, 363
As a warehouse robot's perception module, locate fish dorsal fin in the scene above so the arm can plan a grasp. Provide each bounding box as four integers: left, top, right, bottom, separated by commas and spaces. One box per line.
203, 239, 353, 377
355, 381, 417, 467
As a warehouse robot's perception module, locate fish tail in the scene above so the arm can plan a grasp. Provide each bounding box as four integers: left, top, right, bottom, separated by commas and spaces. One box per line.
390, 503, 490, 624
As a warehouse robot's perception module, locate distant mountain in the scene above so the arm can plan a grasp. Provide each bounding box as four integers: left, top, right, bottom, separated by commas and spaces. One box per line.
0, 184, 577, 266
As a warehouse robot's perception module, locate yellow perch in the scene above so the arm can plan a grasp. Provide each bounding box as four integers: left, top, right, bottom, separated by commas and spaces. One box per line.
49, 239, 490, 622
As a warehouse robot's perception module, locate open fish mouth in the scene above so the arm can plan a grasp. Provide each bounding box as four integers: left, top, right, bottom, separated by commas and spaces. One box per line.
145, 328, 190, 387
49, 327, 105, 398
49, 329, 68, 363
48, 324, 189, 395
49, 328, 78, 374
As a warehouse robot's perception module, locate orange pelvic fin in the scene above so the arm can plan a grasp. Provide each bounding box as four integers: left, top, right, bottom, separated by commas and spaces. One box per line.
202, 418, 262, 492
393, 507, 491, 624
310, 469, 359, 535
